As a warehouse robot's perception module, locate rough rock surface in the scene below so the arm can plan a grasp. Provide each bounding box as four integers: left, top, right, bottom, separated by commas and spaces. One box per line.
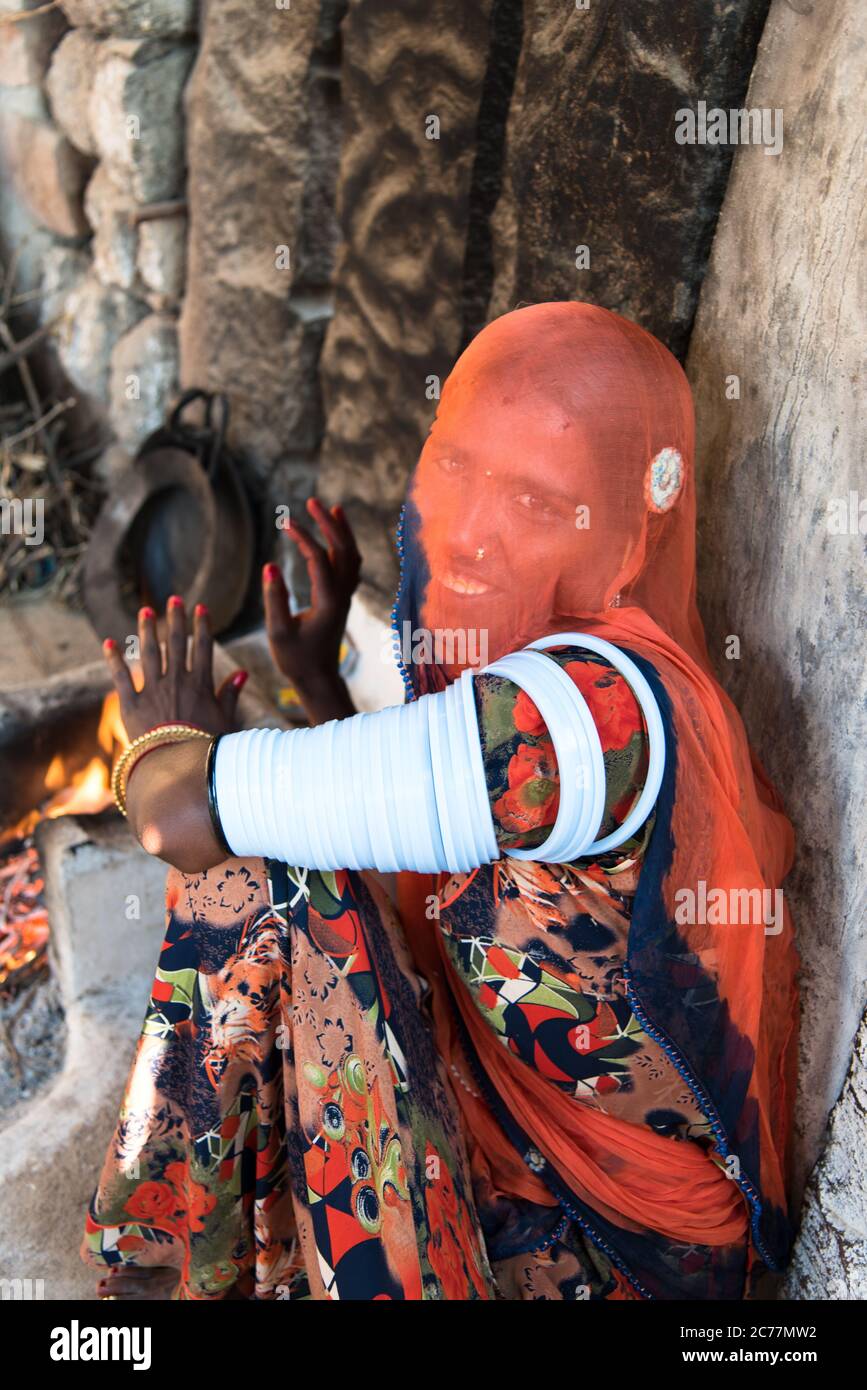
0, 0, 67, 87
317, 0, 775, 612
488, 0, 772, 360
0, 111, 90, 237
84, 161, 139, 290
137, 210, 185, 303
52, 269, 147, 406
31, 244, 107, 442
60, 0, 196, 38
784, 1009, 867, 1300
317, 0, 494, 610
45, 27, 100, 157
178, 0, 346, 529
0, 974, 65, 1117
108, 310, 179, 450
0, 815, 169, 1301
685, 0, 866, 1262
89, 37, 194, 203
39, 242, 92, 322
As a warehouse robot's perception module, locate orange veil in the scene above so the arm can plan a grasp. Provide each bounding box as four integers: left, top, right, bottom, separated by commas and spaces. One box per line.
393, 302, 800, 1284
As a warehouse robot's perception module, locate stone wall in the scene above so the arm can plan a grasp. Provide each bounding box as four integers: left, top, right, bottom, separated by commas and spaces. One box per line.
783, 1008, 867, 1301
317, 0, 496, 601
0, 0, 195, 467
7, 0, 774, 602
178, 0, 346, 541
488, 0, 771, 358
317, 0, 773, 609
686, 0, 866, 1295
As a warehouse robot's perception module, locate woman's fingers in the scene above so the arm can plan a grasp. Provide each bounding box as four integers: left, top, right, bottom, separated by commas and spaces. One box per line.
263, 561, 294, 644
166, 594, 188, 676
138, 605, 161, 684
97, 1267, 180, 1300
102, 637, 136, 706
332, 502, 362, 580
307, 497, 361, 588
307, 496, 341, 558
285, 519, 335, 615
216, 669, 248, 725
192, 603, 213, 685
275, 498, 359, 632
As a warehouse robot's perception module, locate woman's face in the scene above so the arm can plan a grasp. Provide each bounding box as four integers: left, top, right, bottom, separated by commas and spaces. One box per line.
410, 375, 627, 672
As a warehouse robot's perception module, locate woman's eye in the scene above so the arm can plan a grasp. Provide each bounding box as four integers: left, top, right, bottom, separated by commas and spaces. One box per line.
514, 492, 558, 518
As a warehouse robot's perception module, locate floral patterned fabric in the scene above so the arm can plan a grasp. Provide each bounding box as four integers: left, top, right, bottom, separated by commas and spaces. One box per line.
83, 647, 748, 1299
83, 860, 493, 1300
458, 647, 714, 1139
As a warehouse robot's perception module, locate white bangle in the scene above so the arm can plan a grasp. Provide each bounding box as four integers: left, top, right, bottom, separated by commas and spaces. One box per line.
213, 635, 664, 871
527, 633, 666, 856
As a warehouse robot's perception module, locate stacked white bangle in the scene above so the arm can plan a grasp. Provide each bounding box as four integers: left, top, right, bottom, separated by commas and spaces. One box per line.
213, 634, 664, 872
526, 633, 666, 857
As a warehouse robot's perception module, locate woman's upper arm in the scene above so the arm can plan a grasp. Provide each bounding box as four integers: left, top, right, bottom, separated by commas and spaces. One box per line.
472, 644, 650, 859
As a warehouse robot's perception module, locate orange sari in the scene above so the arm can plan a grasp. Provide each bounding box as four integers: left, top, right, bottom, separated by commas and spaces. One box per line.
394, 301, 799, 1294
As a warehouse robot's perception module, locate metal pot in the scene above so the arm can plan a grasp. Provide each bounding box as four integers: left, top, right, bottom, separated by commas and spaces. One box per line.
84, 391, 254, 642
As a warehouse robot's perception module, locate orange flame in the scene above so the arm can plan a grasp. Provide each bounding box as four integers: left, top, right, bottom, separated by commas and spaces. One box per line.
98, 690, 129, 757
2, 692, 128, 843
1, 692, 131, 986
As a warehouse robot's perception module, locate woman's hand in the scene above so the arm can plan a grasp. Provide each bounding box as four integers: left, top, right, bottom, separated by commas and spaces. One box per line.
125, 737, 225, 874
102, 597, 248, 742
263, 497, 359, 725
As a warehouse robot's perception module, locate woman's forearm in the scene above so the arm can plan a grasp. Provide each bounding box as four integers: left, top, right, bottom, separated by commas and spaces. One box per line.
123, 673, 355, 871
126, 740, 224, 873
123, 636, 663, 877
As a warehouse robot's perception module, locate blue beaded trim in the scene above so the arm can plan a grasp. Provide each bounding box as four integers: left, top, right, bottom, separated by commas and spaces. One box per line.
390, 503, 417, 702
622, 961, 778, 1272
529, 1212, 570, 1255
452, 1007, 654, 1300
388, 521, 774, 1286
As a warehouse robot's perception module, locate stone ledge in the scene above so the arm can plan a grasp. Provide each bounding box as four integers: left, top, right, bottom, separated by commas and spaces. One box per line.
0, 811, 169, 1300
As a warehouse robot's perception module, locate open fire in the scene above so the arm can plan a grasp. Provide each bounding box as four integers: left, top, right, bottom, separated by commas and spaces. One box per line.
0, 693, 128, 988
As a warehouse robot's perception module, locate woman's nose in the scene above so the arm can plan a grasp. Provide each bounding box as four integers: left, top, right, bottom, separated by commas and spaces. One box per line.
446, 486, 498, 559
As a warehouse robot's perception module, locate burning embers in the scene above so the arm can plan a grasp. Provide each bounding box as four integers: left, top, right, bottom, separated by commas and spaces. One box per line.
0, 844, 46, 990
0, 693, 127, 989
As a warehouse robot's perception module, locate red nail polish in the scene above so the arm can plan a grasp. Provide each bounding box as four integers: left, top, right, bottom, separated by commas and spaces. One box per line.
195, 603, 208, 617
168, 594, 184, 609
232, 670, 249, 688
263, 563, 281, 583
103, 638, 116, 652
139, 606, 156, 621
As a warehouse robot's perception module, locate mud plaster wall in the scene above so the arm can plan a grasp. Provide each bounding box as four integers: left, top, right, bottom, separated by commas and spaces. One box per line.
686, 0, 866, 1298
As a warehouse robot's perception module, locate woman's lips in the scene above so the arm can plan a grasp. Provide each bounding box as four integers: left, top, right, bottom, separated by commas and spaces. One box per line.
439, 568, 495, 596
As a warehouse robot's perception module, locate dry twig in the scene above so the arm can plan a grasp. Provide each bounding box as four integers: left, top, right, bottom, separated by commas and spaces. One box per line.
0, 252, 105, 603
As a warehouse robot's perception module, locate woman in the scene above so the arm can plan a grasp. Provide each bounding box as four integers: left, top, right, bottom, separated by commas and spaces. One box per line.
84, 301, 800, 1300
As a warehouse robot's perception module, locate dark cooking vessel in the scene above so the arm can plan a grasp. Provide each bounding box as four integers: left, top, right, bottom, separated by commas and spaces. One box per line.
84, 391, 254, 642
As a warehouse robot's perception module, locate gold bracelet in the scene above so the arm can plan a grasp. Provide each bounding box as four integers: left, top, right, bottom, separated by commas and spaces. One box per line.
112, 724, 214, 817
